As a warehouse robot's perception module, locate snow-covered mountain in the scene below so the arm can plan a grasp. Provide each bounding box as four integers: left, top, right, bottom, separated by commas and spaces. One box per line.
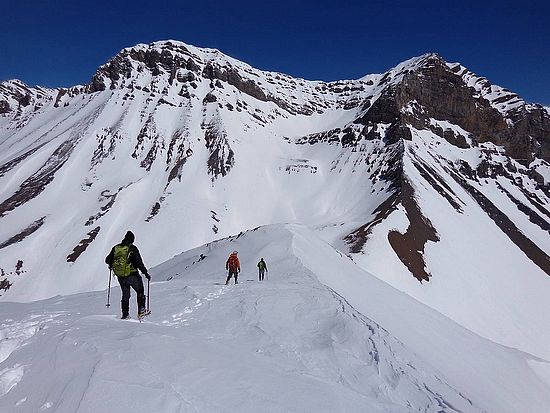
1, 40, 550, 381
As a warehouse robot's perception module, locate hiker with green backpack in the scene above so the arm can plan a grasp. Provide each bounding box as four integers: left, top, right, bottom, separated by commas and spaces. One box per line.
257, 258, 268, 281
105, 231, 150, 319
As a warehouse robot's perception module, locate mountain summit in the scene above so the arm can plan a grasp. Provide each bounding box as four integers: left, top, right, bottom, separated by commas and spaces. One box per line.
1, 40, 549, 362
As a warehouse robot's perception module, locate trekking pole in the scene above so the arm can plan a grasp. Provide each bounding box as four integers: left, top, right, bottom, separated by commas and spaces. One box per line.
147, 278, 151, 312
106, 269, 112, 307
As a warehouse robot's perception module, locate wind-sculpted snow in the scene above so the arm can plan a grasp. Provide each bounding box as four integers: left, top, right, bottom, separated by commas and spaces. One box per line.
287, 225, 550, 413
2, 225, 548, 412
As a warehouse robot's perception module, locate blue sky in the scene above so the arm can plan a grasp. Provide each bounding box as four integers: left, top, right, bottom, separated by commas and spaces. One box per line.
1, 0, 549, 104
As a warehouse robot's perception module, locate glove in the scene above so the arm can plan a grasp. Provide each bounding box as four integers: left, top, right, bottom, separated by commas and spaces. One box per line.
145, 273, 151, 281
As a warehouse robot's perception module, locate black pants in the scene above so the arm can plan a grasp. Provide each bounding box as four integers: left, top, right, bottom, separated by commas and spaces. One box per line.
226, 270, 238, 284
118, 273, 145, 316
258, 269, 265, 281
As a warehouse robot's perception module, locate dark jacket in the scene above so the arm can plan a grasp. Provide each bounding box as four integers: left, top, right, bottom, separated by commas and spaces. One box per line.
105, 240, 148, 276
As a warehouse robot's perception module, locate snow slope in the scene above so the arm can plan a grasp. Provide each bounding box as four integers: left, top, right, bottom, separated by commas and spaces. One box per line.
0, 41, 383, 301
1, 225, 549, 412
351, 129, 550, 361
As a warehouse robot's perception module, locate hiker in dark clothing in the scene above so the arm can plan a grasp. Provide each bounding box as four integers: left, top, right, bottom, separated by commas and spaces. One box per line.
225, 251, 240, 285
105, 231, 150, 319
257, 258, 268, 281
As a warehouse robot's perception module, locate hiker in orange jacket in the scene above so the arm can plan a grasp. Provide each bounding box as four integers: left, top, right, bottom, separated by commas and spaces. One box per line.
225, 251, 240, 285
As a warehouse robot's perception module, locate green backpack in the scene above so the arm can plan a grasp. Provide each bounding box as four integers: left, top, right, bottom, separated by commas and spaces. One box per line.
112, 245, 135, 277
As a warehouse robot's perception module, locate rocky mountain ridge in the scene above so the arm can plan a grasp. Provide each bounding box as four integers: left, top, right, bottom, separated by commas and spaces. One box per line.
2, 43, 547, 165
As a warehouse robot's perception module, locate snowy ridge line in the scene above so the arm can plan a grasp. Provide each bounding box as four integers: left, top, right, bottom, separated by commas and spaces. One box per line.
0, 226, 528, 413
0, 79, 86, 135
3, 223, 547, 412
445, 60, 538, 117
88, 39, 374, 119
286, 224, 550, 413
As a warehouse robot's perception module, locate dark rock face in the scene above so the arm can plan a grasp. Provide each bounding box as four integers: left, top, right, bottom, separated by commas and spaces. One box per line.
85, 42, 320, 116
0, 100, 10, 114
19, 94, 31, 107
87, 43, 197, 93
203, 92, 217, 103
507, 107, 550, 162
355, 86, 400, 125
0, 277, 12, 294
203, 121, 234, 179
353, 55, 550, 163
385, 122, 412, 143
129, 46, 190, 75
388, 177, 440, 282
397, 57, 509, 141
87, 55, 133, 92
66, 226, 101, 262
203, 62, 267, 102
354, 87, 410, 144
200, 61, 316, 115
54, 89, 67, 107
295, 128, 342, 145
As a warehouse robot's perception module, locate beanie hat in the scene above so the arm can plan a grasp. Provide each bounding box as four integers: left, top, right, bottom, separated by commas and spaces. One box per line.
124, 231, 135, 243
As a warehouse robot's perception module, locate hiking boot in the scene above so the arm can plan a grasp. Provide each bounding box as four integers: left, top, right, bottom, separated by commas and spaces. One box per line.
121, 314, 130, 319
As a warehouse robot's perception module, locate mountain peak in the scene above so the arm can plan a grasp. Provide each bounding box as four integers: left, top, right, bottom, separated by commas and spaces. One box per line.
385, 52, 446, 76
87, 40, 254, 93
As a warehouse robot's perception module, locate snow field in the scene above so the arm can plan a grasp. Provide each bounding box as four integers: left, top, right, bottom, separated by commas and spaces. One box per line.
1, 224, 549, 412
